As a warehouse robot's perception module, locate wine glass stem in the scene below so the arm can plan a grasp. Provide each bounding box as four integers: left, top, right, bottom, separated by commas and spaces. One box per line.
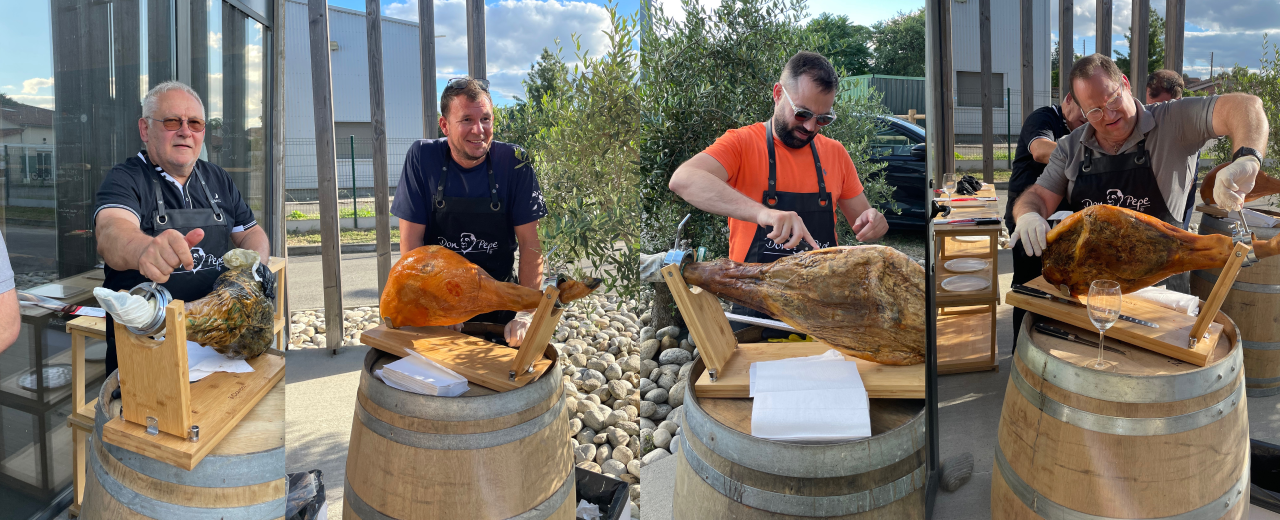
1097, 329, 1106, 366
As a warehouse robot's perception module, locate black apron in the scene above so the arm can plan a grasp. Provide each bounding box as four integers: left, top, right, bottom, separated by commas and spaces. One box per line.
1067, 139, 1176, 224
424, 150, 518, 329
731, 121, 839, 334
103, 157, 232, 375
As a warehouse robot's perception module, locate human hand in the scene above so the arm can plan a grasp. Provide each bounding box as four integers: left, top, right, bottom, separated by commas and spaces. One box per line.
851, 208, 888, 242
1214, 155, 1261, 212
1009, 212, 1050, 256
755, 207, 820, 250
137, 228, 204, 283
504, 311, 534, 347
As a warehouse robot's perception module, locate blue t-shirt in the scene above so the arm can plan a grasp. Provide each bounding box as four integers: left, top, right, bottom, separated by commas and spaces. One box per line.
391, 139, 548, 231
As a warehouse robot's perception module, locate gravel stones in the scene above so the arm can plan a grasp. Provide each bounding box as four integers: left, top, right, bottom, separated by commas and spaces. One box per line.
659, 349, 692, 365
653, 428, 673, 450
641, 449, 671, 465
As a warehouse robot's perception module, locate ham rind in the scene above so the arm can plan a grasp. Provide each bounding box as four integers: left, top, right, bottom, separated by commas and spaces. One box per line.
683, 246, 926, 366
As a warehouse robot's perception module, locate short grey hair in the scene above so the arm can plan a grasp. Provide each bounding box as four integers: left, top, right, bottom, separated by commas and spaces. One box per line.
141, 81, 205, 122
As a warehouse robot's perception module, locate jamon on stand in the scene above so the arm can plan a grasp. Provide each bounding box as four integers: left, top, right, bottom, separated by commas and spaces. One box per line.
681, 246, 926, 366
380, 245, 601, 329
1200, 162, 1280, 206
1042, 204, 1280, 295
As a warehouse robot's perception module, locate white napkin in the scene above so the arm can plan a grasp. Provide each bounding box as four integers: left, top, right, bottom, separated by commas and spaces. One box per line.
377, 350, 469, 397
749, 350, 871, 441
93, 287, 157, 328
186, 341, 254, 382
575, 500, 602, 520
1131, 287, 1201, 316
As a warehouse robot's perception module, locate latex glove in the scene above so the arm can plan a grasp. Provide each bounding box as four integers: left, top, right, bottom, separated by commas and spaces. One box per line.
1213, 155, 1262, 212
505, 311, 535, 347
1009, 212, 1050, 256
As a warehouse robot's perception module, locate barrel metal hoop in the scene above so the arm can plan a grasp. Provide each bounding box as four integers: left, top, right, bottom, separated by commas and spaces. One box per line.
1246, 374, 1280, 385
1192, 269, 1280, 294
994, 443, 1247, 520
94, 398, 285, 487
1017, 319, 1240, 403
344, 467, 574, 520
89, 445, 285, 519
680, 435, 924, 517
1247, 385, 1280, 397
1244, 340, 1280, 351
360, 348, 561, 422
355, 396, 564, 450
1200, 213, 1280, 240
682, 380, 925, 478
1009, 363, 1243, 436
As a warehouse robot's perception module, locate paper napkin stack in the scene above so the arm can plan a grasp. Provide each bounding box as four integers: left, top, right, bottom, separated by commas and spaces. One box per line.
377, 350, 469, 397
749, 350, 871, 442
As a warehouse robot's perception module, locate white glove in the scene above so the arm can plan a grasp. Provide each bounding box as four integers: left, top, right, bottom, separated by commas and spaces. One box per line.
1009, 212, 1051, 256
505, 311, 535, 347
1213, 155, 1261, 212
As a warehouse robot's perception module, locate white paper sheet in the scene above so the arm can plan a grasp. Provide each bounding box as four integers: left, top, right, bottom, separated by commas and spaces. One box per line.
1130, 287, 1201, 316
187, 341, 254, 382
378, 350, 469, 397
749, 350, 860, 396
748, 350, 872, 442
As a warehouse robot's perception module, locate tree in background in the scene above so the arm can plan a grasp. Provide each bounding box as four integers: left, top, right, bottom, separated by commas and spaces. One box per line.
522, 47, 569, 109
804, 13, 873, 76
1210, 36, 1280, 174
869, 8, 926, 77
1050, 44, 1084, 89
1114, 7, 1166, 76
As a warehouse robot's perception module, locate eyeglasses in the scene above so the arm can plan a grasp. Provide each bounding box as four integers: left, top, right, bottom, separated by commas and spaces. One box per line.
780, 86, 836, 126
148, 117, 206, 132
1079, 83, 1128, 124
446, 77, 490, 91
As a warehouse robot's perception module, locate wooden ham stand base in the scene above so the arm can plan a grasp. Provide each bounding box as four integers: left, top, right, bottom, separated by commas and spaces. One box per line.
659, 264, 925, 400
105, 299, 287, 471
360, 286, 563, 392
1006, 242, 1251, 367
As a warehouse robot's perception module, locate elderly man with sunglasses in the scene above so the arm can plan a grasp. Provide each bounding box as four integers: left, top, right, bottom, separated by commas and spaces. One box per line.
392, 77, 548, 347
669, 51, 888, 333
94, 81, 269, 375
1011, 55, 1268, 279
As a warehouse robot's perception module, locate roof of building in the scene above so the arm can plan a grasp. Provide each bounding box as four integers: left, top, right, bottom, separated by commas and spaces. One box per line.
0, 100, 54, 128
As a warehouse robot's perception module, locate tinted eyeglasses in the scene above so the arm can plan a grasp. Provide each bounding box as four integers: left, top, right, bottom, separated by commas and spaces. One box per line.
447, 77, 490, 91
148, 117, 206, 132
781, 86, 837, 126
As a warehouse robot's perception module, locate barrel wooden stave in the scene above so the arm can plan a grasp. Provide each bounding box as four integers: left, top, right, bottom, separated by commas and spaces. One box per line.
344, 348, 573, 520
672, 360, 926, 519
991, 316, 1248, 520
82, 373, 286, 519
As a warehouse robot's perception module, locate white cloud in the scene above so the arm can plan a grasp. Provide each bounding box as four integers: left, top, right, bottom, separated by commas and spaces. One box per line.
382, 0, 613, 99
21, 77, 53, 94
210, 31, 221, 50
1, 85, 14, 90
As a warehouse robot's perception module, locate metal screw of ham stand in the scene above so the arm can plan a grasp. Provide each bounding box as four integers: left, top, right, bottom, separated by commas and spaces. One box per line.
189, 425, 200, 443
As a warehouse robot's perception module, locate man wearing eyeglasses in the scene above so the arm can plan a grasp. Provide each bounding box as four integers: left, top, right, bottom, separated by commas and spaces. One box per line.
392, 77, 548, 346
1011, 55, 1267, 268
669, 51, 888, 330
94, 81, 269, 375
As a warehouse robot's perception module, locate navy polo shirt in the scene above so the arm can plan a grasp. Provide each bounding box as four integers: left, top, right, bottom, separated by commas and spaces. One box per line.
391, 139, 548, 231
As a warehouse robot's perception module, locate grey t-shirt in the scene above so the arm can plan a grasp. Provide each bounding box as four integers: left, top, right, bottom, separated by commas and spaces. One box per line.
1036, 96, 1219, 222
0, 232, 13, 293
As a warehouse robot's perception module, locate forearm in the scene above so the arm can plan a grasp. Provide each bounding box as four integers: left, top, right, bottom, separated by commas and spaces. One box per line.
514, 222, 544, 294
233, 227, 271, 261
1224, 96, 1269, 155
399, 219, 426, 255
96, 219, 153, 271
1012, 186, 1052, 220
670, 169, 766, 223
0, 289, 18, 352
1029, 138, 1056, 164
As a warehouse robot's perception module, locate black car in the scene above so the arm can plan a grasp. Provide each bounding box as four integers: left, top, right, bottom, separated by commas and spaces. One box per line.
866, 115, 928, 229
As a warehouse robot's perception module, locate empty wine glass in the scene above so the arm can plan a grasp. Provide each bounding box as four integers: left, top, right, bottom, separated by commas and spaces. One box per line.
942, 173, 956, 203
1087, 280, 1122, 370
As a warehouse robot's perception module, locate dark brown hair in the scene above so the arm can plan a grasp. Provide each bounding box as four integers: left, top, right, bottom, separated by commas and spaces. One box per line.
1146, 69, 1184, 100
1069, 53, 1124, 89
781, 51, 839, 93
439, 77, 493, 120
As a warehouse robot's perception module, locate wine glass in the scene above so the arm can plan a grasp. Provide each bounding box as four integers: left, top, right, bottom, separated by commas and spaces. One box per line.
1087, 280, 1122, 370
942, 173, 956, 203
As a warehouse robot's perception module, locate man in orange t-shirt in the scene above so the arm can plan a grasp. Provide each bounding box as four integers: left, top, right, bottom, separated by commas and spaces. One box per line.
669, 51, 887, 328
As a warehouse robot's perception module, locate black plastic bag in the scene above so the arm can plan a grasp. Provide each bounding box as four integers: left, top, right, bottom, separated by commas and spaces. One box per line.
956, 175, 982, 196
575, 467, 630, 520
286, 469, 327, 520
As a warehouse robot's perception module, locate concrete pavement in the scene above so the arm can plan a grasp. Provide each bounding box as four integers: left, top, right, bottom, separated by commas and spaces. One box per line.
285, 250, 400, 311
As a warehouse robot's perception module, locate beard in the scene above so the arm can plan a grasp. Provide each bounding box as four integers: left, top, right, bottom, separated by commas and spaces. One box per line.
772, 114, 817, 149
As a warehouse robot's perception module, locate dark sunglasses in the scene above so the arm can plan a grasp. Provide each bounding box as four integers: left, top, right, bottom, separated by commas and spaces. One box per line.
447, 77, 490, 91
148, 117, 206, 132
781, 86, 837, 126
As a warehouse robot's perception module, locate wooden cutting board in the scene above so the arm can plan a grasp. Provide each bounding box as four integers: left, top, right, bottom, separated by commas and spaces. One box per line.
692, 343, 925, 399
360, 325, 554, 392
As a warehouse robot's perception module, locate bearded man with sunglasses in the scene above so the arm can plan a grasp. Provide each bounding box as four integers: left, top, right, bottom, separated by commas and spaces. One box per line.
669, 51, 888, 332
1011, 55, 1268, 278
392, 77, 548, 346
94, 81, 270, 375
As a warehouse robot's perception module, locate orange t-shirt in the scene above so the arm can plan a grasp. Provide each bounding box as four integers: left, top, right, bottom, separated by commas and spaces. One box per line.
703, 122, 864, 262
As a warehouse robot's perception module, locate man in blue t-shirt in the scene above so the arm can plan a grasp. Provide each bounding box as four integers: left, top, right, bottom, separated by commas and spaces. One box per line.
391, 77, 548, 346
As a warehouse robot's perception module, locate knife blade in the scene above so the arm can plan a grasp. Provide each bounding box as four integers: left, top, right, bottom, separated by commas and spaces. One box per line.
1012, 284, 1159, 328
1033, 322, 1127, 355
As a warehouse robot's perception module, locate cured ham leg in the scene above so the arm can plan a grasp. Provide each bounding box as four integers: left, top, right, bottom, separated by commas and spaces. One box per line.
381, 245, 601, 328
682, 246, 925, 366
1200, 162, 1280, 206
1043, 204, 1280, 295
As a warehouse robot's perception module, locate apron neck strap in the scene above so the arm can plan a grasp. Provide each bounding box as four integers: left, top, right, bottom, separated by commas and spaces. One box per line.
763, 120, 830, 207
436, 147, 500, 211
190, 166, 225, 221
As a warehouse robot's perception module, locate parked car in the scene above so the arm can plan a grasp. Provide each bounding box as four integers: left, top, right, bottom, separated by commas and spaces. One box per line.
866, 116, 928, 229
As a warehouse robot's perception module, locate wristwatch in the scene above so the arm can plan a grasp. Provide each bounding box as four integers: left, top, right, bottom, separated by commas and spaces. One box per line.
1233, 146, 1264, 164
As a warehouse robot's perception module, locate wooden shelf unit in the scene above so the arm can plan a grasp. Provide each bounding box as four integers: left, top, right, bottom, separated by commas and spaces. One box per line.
934, 189, 1002, 374
937, 304, 998, 374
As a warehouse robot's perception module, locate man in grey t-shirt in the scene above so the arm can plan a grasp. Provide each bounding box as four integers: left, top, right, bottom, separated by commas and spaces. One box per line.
1010, 54, 1269, 261
0, 232, 19, 351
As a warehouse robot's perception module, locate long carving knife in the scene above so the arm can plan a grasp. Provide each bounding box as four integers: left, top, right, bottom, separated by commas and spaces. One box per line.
1011, 284, 1158, 328
1033, 322, 1127, 355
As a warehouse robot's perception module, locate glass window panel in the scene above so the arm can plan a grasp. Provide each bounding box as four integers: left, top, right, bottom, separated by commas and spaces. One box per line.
207, 5, 268, 225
